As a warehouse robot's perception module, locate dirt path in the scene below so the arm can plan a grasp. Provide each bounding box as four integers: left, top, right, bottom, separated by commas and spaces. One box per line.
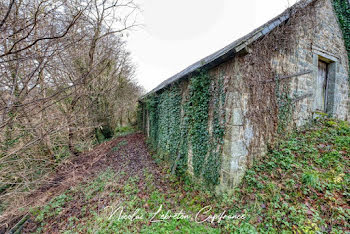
2, 133, 166, 233
3, 120, 348, 233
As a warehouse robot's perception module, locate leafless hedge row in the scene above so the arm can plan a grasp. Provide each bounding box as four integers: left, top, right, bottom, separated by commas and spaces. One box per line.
0, 0, 142, 207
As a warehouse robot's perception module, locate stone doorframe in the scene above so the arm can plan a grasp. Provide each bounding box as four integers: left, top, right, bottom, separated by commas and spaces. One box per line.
312, 45, 339, 116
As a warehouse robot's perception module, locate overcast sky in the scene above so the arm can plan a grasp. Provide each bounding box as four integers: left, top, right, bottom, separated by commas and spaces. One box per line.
127, 0, 299, 92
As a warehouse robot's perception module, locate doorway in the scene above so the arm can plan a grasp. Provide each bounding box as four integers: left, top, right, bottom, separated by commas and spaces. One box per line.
315, 60, 329, 112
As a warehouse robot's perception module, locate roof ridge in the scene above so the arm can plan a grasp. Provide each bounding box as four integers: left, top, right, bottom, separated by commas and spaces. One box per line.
141, 0, 315, 99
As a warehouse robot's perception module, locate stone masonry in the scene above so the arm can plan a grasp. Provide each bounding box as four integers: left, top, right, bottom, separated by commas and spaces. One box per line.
141, 0, 349, 191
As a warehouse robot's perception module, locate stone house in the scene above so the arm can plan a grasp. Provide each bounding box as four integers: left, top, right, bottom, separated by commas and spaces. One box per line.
139, 0, 349, 191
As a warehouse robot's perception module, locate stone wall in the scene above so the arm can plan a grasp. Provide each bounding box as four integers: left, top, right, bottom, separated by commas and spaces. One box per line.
219, 0, 349, 190
142, 0, 349, 191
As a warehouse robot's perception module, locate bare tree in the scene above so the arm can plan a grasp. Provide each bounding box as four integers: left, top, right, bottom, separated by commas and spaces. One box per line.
0, 0, 142, 220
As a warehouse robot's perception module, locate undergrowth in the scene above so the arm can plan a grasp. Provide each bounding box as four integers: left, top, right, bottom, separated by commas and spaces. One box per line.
25, 119, 349, 233
221, 118, 349, 233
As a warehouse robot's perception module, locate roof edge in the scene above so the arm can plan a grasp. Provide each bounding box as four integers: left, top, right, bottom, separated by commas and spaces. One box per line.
140, 0, 315, 100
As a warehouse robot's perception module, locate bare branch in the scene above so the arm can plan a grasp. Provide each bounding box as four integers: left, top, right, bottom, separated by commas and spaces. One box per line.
0, 0, 15, 30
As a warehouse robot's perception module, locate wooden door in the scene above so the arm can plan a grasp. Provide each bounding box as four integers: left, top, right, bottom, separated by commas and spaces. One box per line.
316, 61, 328, 112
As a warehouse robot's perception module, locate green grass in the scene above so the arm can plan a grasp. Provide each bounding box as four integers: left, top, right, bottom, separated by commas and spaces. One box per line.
93, 126, 135, 146
31, 192, 73, 223
221, 119, 349, 233
111, 140, 128, 152
27, 119, 349, 233
115, 126, 135, 137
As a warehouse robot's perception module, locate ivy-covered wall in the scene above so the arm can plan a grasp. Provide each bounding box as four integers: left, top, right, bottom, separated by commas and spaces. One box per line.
139, 0, 350, 191
332, 0, 350, 84
142, 71, 226, 187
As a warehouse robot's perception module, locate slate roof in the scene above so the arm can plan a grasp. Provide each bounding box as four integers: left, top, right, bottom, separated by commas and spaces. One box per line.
141, 0, 314, 100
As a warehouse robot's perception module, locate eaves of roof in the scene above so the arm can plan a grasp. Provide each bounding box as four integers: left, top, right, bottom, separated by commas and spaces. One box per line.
140, 0, 314, 101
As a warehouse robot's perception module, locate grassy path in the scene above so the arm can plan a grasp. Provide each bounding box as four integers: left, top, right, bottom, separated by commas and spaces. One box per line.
2, 118, 349, 233
20, 133, 218, 233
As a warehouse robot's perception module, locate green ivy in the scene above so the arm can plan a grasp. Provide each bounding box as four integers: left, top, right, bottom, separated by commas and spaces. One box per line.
146, 95, 159, 148
145, 86, 182, 161
157, 86, 182, 160
136, 103, 143, 131
332, 0, 350, 84
177, 95, 190, 175
143, 70, 226, 186
139, 1, 350, 187
203, 74, 226, 186
188, 71, 211, 177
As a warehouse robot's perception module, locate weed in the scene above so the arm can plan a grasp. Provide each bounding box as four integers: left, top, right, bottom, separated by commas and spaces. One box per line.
27, 119, 349, 233
112, 140, 128, 152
